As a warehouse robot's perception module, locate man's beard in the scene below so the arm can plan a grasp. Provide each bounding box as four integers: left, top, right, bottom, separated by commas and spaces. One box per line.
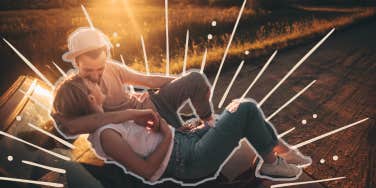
87, 76, 101, 84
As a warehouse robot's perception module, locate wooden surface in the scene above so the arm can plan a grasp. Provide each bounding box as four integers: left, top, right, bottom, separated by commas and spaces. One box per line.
209, 19, 375, 188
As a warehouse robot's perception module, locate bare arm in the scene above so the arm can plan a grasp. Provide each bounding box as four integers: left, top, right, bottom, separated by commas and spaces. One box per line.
53, 109, 159, 136
119, 64, 177, 88
100, 119, 172, 180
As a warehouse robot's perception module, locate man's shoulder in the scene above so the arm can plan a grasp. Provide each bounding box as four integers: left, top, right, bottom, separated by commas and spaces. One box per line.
106, 59, 124, 70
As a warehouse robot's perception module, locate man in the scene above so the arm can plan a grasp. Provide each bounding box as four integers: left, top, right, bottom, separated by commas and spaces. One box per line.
51, 27, 215, 139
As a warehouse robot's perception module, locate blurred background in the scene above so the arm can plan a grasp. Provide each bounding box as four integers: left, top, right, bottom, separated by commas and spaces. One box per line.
0, 0, 375, 94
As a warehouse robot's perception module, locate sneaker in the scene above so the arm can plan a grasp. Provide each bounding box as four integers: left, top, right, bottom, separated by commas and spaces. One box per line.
279, 149, 312, 168
255, 156, 302, 181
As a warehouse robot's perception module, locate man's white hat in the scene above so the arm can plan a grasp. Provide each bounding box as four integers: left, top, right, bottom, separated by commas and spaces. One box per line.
62, 27, 112, 63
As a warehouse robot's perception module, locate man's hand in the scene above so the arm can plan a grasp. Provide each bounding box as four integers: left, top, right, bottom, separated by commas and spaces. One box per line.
133, 92, 149, 102
226, 99, 241, 113
159, 118, 172, 138
134, 109, 160, 130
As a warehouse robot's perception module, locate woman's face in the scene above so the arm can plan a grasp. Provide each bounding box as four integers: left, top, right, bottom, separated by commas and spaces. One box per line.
84, 79, 106, 112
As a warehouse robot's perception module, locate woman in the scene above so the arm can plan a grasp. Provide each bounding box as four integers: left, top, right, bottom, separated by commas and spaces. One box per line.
53, 77, 311, 185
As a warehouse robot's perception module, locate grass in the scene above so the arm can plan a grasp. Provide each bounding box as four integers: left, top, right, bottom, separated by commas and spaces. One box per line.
129, 6, 376, 75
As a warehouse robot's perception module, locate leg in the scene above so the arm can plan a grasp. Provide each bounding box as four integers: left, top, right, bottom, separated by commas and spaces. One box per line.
175, 100, 278, 179
150, 71, 213, 128
179, 99, 301, 180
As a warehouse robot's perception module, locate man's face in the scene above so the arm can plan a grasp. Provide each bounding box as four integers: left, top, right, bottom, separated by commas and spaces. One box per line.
76, 50, 107, 83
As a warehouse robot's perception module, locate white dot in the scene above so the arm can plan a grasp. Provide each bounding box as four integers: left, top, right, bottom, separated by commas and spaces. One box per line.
207, 34, 213, 40
320, 158, 325, 164
113, 32, 118, 37
115, 43, 120, 48
7, 155, 13, 161
211, 21, 217, 27
313, 114, 318, 118
301, 119, 307, 125
16, 116, 22, 121
333, 155, 338, 161
245, 50, 250, 55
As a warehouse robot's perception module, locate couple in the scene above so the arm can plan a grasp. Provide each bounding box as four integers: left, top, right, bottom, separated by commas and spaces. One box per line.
51, 28, 311, 186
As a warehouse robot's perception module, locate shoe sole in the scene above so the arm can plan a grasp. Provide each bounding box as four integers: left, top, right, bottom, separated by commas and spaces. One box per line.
296, 162, 312, 168
255, 170, 302, 182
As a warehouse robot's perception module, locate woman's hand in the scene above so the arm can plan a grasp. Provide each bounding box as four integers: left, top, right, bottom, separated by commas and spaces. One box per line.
133, 109, 160, 130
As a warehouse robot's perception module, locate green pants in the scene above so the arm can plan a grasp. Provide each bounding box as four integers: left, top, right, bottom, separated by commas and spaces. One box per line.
161, 99, 278, 180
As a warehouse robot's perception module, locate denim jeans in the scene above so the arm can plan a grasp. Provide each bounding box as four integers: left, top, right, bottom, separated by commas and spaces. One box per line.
148, 71, 213, 129
161, 99, 279, 180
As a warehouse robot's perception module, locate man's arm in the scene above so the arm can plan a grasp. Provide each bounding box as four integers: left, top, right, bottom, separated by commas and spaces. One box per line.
53, 109, 158, 136
117, 63, 177, 88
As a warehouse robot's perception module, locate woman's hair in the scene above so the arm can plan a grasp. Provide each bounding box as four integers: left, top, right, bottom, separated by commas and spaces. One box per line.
52, 75, 95, 118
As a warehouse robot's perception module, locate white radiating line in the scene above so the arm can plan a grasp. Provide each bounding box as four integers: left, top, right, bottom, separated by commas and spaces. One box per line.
0, 177, 63, 188
120, 54, 126, 66
293, 118, 369, 149
266, 80, 316, 121
0, 131, 71, 161
52, 61, 67, 78
218, 60, 245, 108
140, 35, 150, 75
2, 38, 54, 88
22, 160, 66, 174
19, 89, 50, 112
258, 28, 335, 107
81, 4, 94, 29
271, 176, 346, 188
165, 0, 170, 76
26, 79, 37, 96
210, 0, 247, 101
120, 55, 135, 93
27, 123, 75, 149
241, 50, 277, 99
278, 127, 296, 138
182, 30, 189, 75
200, 48, 208, 73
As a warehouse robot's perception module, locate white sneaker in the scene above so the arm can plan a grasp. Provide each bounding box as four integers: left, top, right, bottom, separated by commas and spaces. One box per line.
279, 149, 312, 168
255, 156, 302, 181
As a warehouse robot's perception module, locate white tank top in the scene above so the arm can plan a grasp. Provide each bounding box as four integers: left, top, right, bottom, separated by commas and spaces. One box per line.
87, 121, 175, 182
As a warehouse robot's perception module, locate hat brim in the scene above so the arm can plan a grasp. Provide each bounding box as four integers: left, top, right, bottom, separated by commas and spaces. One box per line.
62, 45, 107, 62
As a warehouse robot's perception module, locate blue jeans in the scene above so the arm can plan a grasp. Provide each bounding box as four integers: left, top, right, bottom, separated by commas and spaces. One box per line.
161, 99, 279, 180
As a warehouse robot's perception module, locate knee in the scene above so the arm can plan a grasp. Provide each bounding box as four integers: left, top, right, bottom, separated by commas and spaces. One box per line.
237, 100, 258, 113
188, 71, 209, 84
187, 71, 211, 91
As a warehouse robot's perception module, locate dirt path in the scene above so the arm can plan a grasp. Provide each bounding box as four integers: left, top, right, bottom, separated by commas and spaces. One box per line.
207, 19, 375, 188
